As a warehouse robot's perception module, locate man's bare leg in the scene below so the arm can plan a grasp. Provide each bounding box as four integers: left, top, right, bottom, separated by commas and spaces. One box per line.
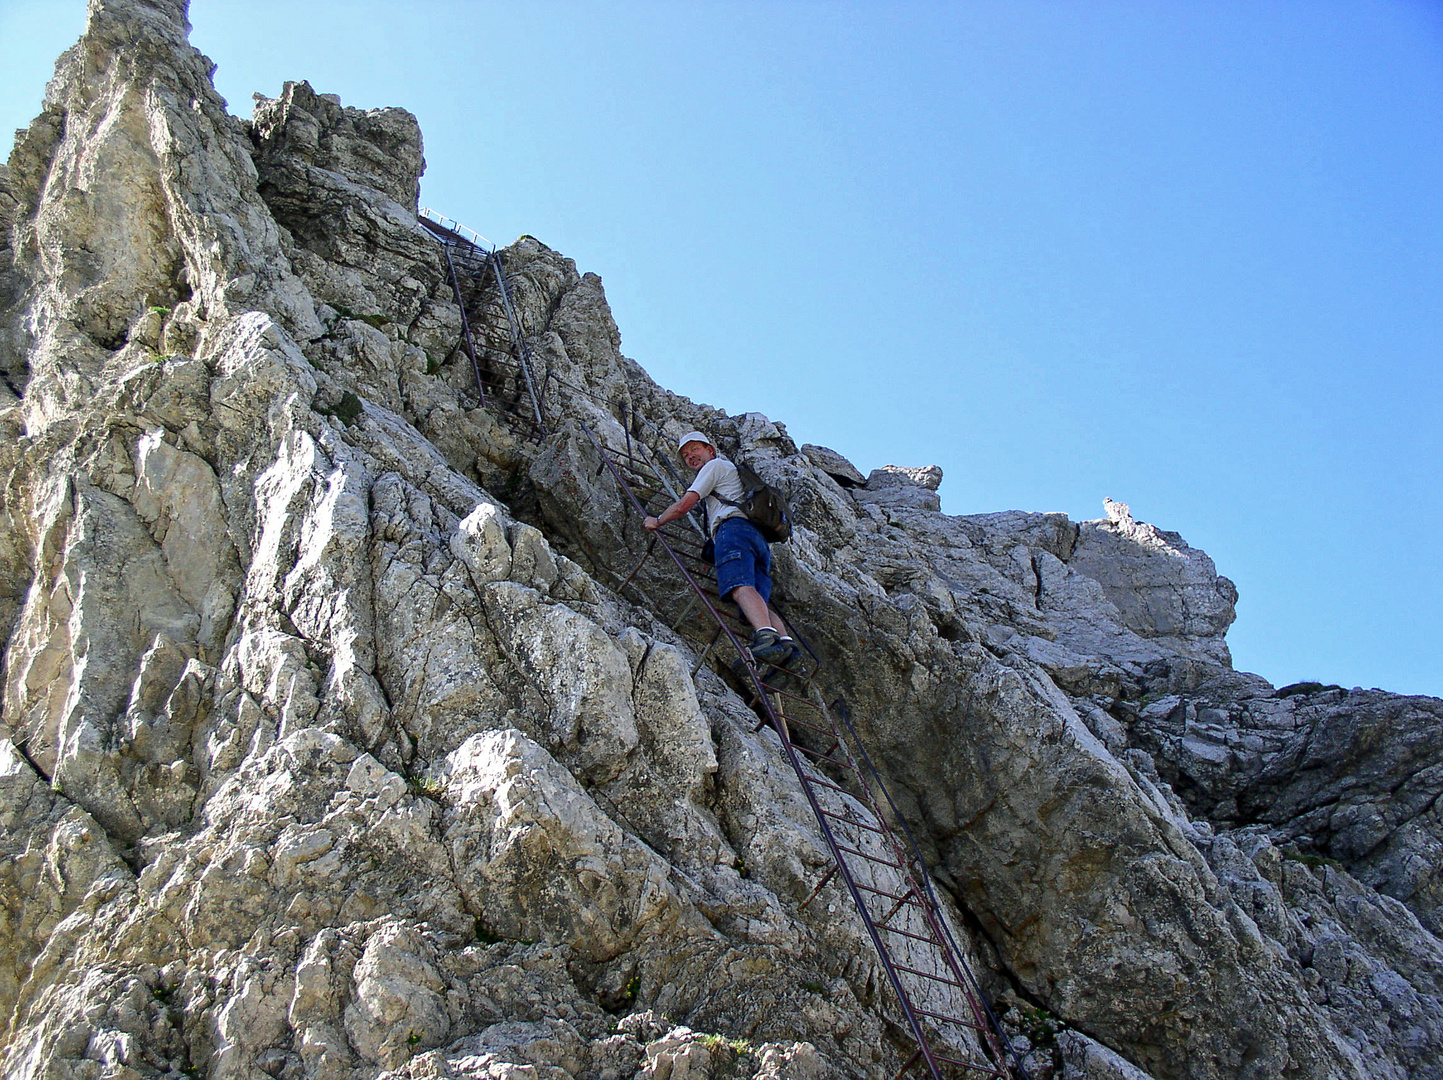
731, 586, 791, 638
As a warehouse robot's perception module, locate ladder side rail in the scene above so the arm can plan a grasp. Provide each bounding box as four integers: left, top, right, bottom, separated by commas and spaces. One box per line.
769, 704, 991, 1080
490, 251, 549, 436
834, 702, 1008, 1050
439, 242, 487, 408
421, 217, 545, 438
744, 699, 948, 1078
578, 421, 950, 1080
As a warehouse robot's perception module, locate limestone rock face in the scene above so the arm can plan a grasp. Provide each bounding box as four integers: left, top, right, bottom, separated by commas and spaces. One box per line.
1, 4, 1440, 1080
1068, 499, 1238, 664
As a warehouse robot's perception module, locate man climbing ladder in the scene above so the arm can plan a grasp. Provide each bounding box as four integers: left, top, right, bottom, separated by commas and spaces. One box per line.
644, 431, 802, 668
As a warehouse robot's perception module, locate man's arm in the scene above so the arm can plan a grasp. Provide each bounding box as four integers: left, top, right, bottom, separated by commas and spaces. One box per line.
644, 490, 700, 531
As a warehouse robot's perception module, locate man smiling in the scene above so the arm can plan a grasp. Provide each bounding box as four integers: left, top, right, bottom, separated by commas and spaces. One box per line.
644, 431, 800, 668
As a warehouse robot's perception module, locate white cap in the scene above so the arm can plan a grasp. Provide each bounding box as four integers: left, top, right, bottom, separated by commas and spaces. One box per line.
677, 430, 712, 452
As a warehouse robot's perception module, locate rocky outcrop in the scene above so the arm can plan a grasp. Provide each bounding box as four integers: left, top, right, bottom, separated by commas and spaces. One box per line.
1, 3, 1440, 1080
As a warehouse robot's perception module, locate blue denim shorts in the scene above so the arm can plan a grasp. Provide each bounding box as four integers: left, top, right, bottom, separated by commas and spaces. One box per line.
713, 517, 772, 603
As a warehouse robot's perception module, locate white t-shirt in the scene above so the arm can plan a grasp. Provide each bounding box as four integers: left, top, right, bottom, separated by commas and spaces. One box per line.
687, 456, 747, 537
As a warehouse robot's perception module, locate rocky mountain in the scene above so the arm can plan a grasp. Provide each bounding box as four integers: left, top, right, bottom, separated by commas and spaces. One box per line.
2, 3, 1440, 1079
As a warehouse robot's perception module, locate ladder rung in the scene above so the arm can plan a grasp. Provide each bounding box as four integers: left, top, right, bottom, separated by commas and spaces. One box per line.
772, 713, 834, 739
657, 528, 705, 551
764, 681, 825, 708
800, 773, 861, 799
794, 744, 852, 769
611, 448, 667, 476
911, 1006, 991, 1035
890, 963, 966, 990
853, 881, 925, 906
831, 841, 903, 869
927, 1052, 1009, 1077
875, 922, 942, 947
818, 807, 886, 835
616, 463, 661, 484
671, 549, 716, 571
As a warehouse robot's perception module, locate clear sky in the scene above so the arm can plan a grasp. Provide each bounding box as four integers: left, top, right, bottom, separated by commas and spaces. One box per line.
4, 1, 1441, 697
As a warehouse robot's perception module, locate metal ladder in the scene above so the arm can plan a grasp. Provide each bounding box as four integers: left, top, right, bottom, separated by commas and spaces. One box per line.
580, 421, 1024, 1080
417, 209, 1026, 1080
419, 207, 549, 443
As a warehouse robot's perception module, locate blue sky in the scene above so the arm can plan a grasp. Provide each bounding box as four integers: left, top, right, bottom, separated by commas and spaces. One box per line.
4, 1, 1440, 696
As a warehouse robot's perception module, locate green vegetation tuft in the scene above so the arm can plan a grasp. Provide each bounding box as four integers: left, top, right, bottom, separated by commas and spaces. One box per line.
321, 391, 364, 427
699, 1033, 754, 1056
1017, 1004, 1059, 1048
621, 974, 640, 1005
407, 774, 445, 802
1281, 846, 1344, 871
332, 304, 389, 331
1278, 681, 1345, 698
474, 917, 500, 945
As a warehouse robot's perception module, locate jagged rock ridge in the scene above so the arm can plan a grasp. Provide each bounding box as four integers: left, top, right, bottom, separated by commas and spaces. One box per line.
1, 3, 1441, 1079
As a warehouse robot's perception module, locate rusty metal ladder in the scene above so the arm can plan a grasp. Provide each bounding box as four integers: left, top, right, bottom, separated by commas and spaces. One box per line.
579, 420, 1027, 1080
418, 208, 549, 444
419, 207, 1025, 1078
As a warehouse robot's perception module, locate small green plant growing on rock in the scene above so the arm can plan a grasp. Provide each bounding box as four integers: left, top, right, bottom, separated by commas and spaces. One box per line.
699, 1033, 755, 1062
1017, 1004, 1059, 1048
406, 773, 445, 802
799, 980, 826, 996
331, 304, 389, 331
474, 917, 500, 944
320, 391, 364, 427
1281, 846, 1344, 871
406, 1029, 422, 1048
1278, 681, 1345, 698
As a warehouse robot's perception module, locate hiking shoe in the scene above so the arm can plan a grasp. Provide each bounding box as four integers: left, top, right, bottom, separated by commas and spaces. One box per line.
748, 628, 790, 664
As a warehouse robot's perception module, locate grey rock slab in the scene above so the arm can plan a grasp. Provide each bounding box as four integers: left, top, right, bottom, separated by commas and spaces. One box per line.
799, 443, 865, 486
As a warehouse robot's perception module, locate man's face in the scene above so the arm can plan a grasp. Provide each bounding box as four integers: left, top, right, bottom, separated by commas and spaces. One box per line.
681, 441, 714, 471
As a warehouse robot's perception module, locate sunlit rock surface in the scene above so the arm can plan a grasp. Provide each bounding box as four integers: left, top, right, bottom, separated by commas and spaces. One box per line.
2, 3, 1440, 1079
